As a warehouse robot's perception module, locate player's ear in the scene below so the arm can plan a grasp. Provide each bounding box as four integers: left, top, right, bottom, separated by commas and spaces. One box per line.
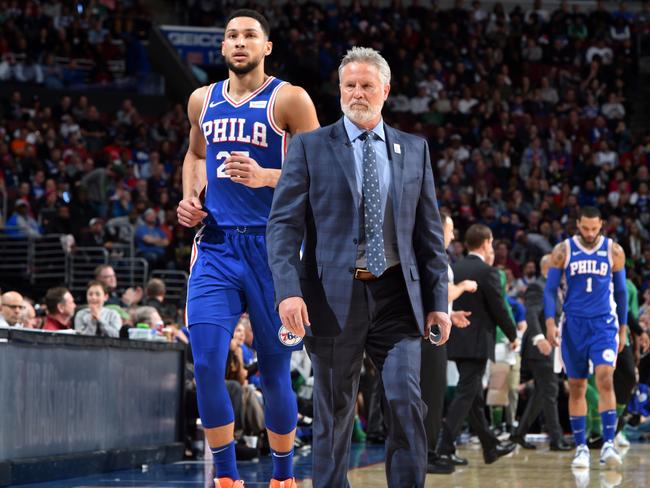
265, 40, 273, 56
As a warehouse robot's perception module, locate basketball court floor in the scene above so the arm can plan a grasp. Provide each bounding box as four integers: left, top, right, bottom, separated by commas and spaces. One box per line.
16, 442, 649, 487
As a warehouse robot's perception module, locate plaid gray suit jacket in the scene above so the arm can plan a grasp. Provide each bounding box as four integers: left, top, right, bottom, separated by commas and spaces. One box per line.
267, 118, 448, 336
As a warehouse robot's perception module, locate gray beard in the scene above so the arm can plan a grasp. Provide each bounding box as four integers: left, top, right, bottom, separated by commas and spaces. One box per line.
340, 102, 381, 125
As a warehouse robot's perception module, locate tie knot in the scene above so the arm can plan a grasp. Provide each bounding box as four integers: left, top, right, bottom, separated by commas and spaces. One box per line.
360, 130, 374, 142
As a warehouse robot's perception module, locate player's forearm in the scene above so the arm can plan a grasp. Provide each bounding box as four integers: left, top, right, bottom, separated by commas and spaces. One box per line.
182, 152, 206, 199
545, 316, 558, 337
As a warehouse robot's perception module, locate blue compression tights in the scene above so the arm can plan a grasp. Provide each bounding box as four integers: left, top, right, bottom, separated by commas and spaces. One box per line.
189, 324, 297, 435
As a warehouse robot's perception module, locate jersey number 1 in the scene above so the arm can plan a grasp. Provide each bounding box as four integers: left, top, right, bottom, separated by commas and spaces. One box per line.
586, 277, 592, 293
216, 150, 249, 178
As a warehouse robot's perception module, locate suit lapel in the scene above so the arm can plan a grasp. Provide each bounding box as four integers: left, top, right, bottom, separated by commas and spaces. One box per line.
329, 119, 359, 209
384, 124, 404, 215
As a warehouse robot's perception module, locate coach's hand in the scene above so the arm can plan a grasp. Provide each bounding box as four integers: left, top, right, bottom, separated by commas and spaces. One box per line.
618, 325, 627, 353
225, 153, 276, 188
177, 197, 207, 227
425, 311, 452, 346
279, 296, 310, 338
546, 318, 560, 348
536, 338, 553, 356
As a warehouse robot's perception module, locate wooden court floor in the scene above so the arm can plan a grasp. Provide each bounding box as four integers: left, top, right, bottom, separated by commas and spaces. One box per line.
18, 442, 649, 487
341, 443, 650, 488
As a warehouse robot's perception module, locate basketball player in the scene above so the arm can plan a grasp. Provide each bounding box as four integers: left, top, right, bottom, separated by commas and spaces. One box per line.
545, 207, 628, 469
176, 9, 319, 488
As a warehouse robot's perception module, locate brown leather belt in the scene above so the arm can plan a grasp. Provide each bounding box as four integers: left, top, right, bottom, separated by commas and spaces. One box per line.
354, 268, 378, 281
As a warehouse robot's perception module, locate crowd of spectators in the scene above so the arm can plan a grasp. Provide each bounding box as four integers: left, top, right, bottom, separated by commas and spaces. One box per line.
2, 0, 650, 462
0, 265, 186, 338
2, 0, 649, 291
0, 89, 195, 270
252, 0, 650, 293
0, 0, 157, 91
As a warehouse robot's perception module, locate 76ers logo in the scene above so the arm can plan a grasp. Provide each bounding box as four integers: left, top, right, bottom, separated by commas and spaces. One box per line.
278, 326, 303, 346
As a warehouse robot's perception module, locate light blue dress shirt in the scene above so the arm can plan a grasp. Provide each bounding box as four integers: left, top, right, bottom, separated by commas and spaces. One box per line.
343, 116, 399, 269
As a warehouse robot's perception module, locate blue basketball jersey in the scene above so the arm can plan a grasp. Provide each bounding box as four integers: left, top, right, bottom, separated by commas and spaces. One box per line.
563, 235, 616, 318
199, 76, 288, 227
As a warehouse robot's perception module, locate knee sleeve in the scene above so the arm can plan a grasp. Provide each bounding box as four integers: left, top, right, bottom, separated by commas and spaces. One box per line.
258, 353, 297, 435
189, 324, 234, 429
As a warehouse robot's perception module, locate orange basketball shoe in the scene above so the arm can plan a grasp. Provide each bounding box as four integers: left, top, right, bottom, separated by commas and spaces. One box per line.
214, 478, 245, 488
269, 479, 297, 488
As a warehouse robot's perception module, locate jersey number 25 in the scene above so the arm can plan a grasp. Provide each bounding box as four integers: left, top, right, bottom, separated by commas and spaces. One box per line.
215, 151, 249, 178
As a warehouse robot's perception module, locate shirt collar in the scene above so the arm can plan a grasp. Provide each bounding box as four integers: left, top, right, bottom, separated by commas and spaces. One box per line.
343, 115, 385, 143
468, 251, 485, 262
46, 315, 69, 328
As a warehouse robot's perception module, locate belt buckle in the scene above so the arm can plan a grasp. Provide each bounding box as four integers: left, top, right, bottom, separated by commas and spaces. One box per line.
236, 226, 248, 234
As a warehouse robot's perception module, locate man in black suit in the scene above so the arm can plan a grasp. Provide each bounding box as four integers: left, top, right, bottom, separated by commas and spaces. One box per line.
510, 254, 572, 451
422, 210, 475, 474
436, 224, 518, 465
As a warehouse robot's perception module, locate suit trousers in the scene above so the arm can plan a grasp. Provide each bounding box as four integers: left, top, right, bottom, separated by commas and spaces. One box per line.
305, 267, 427, 488
364, 365, 386, 439
420, 341, 447, 456
516, 359, 563, 443
438, 358, 498, 454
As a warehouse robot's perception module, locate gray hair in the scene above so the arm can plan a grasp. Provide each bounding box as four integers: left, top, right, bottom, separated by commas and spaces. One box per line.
338, 47, 391, 85
131, 306, 158, 326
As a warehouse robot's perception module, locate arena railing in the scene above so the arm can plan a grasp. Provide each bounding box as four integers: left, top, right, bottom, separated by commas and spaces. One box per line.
67, 246, 110, 297
0, 232, 67, 287
105, 219, 135, 258
0, 232, 30, 282
0, 189, 6, 226
111, 256, 149, 290
31, 234, 68, 287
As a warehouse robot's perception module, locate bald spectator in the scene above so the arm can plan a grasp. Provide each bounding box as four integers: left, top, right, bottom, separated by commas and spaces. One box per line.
21, 299, 41, 329
131, 305, 164, 330
0, 291, 25, 327
43, 287, 76, 331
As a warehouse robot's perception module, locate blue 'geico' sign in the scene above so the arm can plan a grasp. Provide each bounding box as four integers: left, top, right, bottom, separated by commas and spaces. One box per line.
160, 25, 225, 65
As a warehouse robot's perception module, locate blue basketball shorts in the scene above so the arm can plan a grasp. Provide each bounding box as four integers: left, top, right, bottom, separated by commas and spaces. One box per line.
186, 226, 303, 354
561, 313, 619, 379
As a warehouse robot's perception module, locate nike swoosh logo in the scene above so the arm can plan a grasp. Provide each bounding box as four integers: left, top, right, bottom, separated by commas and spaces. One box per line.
209, 100, 226, 108
572, 251, 581, 256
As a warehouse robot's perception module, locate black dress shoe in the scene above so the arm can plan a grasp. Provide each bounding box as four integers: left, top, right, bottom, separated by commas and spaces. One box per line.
549, 440, 573, 451
483, 441, 516, 464
427, 455, 455, 474
235, 440, 259, 461
438, 453, 468, 466
510, 433, 537, 450
587, 435, 603, 449
366, 434, 386, 445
